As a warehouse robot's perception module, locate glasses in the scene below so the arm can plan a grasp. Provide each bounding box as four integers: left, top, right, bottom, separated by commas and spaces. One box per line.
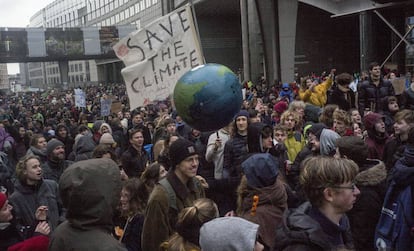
330, 183, 357, 192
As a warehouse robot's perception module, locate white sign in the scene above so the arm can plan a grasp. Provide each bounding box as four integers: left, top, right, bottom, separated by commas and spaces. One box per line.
74, 88, 86, 108
113, 5, 204, 110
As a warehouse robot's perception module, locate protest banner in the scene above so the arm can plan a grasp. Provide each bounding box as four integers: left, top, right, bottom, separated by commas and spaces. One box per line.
101, 97, 112, 116
74, 88, 86, 108
392, 78, 405, 95
113, 4, 204, 111
111, 101, 123, 114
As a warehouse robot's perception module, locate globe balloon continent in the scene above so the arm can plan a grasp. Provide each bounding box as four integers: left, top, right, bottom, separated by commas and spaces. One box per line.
173, 63, 243, 132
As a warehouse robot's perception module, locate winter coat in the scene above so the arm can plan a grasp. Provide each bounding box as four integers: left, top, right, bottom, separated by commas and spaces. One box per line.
298, 78, 333, 107
383, 137, 406, 172
205, 129, 231, 179
120, 145, 149, 178
26, 147, 47, 164
141, 171, 205, 251
284, 130, 306, 162
238, 177, 287, 250
357, 78, 395, 115
376, 145, 414, 250
74, 135, 96, 162
326, 85, 356, 111
400, 84, 414, 110
274, 202, 354, 251
41, 159, 73, 183
49, 158, 126, 251
0, 221, 22, 251
223, 133, 248, 178
9, 179, 64, 238
120, 214, 145, 251
347, 159, 387, 251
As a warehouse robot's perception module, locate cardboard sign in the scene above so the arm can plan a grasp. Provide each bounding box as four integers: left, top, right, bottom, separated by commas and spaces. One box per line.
113, 5, 204, 111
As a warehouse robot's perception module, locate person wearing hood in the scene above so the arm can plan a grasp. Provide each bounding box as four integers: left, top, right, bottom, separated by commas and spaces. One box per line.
274, 156, 359, 251
26, 134, 48, 164
74, 134, 97, 162
308, 128, 341, 157
335, 136, 387, 251
237, 153, 287, 250
199, 216, 264, 251
49, 158, 126, 251
9, 155, 64, 239
278, 83, 294, 103
363, 112, 392, 160
42, 139, 73, 182
55, 123, 74, 159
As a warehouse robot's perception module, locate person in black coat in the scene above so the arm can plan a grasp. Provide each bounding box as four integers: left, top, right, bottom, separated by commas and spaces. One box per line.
327, 72, 356, 111
120, 128, 149, 178
358, 62, 395, 116
0, 192, 50, 251
335, 136, 387, 251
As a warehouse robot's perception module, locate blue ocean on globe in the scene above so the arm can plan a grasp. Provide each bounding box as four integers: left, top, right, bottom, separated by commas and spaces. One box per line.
173, 63, 243, 132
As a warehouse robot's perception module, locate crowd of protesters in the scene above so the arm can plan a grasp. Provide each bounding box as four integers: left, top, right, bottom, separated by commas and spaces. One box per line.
1, 61, 414, 251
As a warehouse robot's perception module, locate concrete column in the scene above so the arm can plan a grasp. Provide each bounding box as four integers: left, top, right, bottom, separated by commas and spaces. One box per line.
241, 0, 250, 82
278, 0, 298, 83
359, 11, 374, 72
248, 0, 264, 83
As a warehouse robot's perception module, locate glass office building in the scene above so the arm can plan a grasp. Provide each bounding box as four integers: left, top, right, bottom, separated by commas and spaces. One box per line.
21, 0, 161, 89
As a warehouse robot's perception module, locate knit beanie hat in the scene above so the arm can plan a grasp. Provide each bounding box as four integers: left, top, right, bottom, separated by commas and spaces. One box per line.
199, 217, 259, 251
0, 192, 6, 209
234, 110, 249, 121
363, 113, 384, 130
336, 136, 368, 164
307, 123, 327, 139
241, 153, 279, 188
99, 133, 116, 145
273, 101, 288, 114
46, 139, 64, 156
169, 138, 197, 168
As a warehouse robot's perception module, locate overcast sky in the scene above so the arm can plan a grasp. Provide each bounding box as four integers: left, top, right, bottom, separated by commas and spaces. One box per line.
0, 0, 55, 74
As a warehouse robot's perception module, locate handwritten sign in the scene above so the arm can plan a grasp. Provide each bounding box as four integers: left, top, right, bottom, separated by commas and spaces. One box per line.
101, 98, 112, 116
392, 78, 405, 95
74, 88, 86, 108
113, 5, 204, 111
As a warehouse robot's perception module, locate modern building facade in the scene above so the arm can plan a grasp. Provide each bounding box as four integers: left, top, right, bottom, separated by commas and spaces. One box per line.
0, 64, 8, 91
19, 0, 414, 89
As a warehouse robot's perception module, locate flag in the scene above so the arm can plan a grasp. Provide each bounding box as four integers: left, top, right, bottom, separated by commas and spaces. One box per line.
113, 4, 204, 111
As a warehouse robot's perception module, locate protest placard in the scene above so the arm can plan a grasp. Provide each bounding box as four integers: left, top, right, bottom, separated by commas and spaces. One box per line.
74, 88, 86, 108
113, 4, 204, 111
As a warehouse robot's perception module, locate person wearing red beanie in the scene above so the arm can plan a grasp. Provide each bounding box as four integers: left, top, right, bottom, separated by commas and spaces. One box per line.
0, 192, 49, 251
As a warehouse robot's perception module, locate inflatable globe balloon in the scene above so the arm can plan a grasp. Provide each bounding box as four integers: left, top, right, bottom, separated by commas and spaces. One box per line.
173, 63, 243, 132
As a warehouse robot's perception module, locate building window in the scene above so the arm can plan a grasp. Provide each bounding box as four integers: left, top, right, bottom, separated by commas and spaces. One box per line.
79, 63, 83, 71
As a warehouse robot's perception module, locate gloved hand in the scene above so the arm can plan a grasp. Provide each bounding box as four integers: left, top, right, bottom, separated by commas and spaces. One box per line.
3, 141, 12, 152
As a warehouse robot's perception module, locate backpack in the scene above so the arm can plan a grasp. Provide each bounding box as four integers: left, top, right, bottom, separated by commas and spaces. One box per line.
374, 181, 414, 251
158, 177, 203, 211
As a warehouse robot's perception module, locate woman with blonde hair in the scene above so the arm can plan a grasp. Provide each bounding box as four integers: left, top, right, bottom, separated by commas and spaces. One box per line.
161, 198, 219, 251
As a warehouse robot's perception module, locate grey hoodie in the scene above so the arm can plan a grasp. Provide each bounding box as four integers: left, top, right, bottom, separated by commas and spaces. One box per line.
49, 158, 125, 251
320, 129, 341, 156
199, 217, 259, 251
